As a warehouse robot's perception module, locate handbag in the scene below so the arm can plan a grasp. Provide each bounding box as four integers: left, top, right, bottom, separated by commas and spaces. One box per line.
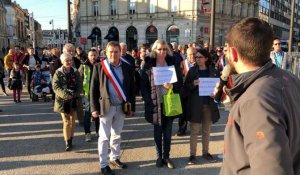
163, 86, 183, 117
7, 79, 12, 90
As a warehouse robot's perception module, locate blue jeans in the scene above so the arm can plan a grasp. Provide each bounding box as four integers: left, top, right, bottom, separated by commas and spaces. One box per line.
84, 108, 99, 134
154, 114, 174, 159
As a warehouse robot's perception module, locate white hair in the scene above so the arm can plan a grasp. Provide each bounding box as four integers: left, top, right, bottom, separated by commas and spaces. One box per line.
60, 53, 73, 63
63, 43, 75, 54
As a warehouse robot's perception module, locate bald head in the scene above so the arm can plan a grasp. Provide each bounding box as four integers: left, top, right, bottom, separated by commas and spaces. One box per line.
186, 47, 196, 64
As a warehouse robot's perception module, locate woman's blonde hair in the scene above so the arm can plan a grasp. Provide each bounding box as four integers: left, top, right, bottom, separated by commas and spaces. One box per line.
60, 53, 73, 63
150, 39, 173, 57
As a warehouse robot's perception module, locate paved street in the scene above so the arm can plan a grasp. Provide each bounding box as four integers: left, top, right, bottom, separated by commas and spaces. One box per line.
0, 80, 228, 175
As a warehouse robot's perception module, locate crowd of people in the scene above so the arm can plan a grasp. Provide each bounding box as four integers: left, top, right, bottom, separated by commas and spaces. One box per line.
0, 17, 300, 175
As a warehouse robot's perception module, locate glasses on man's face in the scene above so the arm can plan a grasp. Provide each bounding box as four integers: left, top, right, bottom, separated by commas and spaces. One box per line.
274, 43, 281, 46
157, 48, 167, 51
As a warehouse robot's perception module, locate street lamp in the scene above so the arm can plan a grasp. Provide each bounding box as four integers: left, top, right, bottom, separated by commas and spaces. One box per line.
209, 0, 216, 50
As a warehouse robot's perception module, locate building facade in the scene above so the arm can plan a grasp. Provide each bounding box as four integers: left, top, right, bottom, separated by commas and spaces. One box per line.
0, 0, 8, 51
74, 0, 259, 51
259, 0, 300, 41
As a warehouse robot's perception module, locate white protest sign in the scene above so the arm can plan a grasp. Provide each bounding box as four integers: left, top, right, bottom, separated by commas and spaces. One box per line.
152, 66, 178, 85
198, 78, 219, 96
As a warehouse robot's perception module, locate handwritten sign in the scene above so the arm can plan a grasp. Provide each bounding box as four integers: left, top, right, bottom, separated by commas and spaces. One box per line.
152, 66, 178, 85
198, 78, 219, 96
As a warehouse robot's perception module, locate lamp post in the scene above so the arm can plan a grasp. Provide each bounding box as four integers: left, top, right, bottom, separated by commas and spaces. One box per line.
288, 0, 295, 54
67, 0, 72, 43
209, 0, 216, 50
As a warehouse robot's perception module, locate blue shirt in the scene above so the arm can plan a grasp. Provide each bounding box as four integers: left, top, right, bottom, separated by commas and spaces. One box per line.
108, 61, 124, 106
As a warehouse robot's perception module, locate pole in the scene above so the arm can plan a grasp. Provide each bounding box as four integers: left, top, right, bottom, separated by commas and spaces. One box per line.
288, 0, 295, 54
209, 0, 216, 50
52, 19, 54, 48
67, 0, 72, 43
32, 13, 36, 53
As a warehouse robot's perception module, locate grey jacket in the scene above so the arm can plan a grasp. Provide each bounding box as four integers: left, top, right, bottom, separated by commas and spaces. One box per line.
220, 60, 300, 175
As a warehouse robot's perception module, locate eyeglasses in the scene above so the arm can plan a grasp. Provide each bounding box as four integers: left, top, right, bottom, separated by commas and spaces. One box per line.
274, 43, 281, 45
157, 48, 167, 51
195, 56, 205, 59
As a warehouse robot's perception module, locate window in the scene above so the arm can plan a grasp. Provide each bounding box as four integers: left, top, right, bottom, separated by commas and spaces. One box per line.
171, 0, 178, 12
150, 0, 156, 13
110, 0, 116, 16
129, 0, 136, 14
93, 1, 99, 16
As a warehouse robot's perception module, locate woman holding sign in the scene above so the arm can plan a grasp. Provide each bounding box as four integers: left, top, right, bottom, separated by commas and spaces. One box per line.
140, 39, 183, 169
184, 49, 220, 165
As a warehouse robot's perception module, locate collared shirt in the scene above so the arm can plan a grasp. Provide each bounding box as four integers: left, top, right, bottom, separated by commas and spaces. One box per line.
108, 61, 124, 106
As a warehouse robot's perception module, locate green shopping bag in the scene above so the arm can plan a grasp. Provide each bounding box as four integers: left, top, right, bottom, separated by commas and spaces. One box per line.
163, 86, 183, 116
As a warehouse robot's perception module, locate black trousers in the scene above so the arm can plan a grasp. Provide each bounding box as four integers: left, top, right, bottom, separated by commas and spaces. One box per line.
178, 96, 188, 132
26, 70, 34, 95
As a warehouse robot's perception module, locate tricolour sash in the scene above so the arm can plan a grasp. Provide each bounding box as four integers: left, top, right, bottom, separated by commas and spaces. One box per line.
182, 59, 191, 76
101, 59, 127, 102
120, 57, 131, 66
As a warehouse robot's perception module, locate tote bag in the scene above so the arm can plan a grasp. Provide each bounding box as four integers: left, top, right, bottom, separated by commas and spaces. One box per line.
163, 86, 183, 117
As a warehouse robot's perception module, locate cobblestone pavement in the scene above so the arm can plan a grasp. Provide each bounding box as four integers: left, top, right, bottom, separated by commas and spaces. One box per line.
0, 81, 228, 175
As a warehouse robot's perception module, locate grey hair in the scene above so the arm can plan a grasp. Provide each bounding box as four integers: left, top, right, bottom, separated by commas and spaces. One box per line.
150, 39, 173, 57
60, 53, 73, 63
63, 43, 75, 54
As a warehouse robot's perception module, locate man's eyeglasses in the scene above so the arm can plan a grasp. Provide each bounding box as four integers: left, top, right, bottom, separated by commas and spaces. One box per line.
274, 43, 281, 46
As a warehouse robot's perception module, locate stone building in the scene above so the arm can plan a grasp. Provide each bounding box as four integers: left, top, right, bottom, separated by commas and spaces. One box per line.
0, 0, 8, 51
73, 0, 259, 51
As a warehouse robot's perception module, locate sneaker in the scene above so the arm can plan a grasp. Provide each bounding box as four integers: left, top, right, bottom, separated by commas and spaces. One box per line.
187, 155, 197, 165
203, 153, 217, 163
3, 93, 8, 96
14, 100, 17, 103
85, 133, 92, 142
17, 100, 21, 103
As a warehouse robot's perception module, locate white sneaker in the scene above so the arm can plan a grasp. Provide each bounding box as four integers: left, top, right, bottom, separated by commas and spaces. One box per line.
85, 133, 92, 142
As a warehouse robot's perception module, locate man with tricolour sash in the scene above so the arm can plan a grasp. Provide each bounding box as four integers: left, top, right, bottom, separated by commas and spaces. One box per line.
90, 41, 135, 175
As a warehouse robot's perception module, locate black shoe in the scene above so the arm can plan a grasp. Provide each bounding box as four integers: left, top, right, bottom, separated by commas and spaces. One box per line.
101, 166, 115, 175
110, 159, 127, 169
65, 140, 72, 151
14, 100, 17, 103
17, 100, 21, 103
163, 159, 176, 169
203, 153, 217, 163
156, 157, 163, 168
0, 109, 2, 112
176, 130, 186, 136
187, 155, 197, 165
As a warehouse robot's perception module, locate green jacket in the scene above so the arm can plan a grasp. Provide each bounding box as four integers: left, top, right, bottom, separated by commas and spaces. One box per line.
52, 66, 82, 113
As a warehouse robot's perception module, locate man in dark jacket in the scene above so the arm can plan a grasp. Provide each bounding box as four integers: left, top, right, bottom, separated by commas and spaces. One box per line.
119, 42, 135, 66
90, 41, 135, 175
218, 17, 300, 175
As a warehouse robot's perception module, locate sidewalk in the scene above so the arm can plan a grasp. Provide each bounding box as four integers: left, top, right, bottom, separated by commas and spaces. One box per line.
0, 87, 227, 175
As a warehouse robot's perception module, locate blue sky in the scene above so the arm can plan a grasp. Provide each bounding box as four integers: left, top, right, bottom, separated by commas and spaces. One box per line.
16, 0, 68, 30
